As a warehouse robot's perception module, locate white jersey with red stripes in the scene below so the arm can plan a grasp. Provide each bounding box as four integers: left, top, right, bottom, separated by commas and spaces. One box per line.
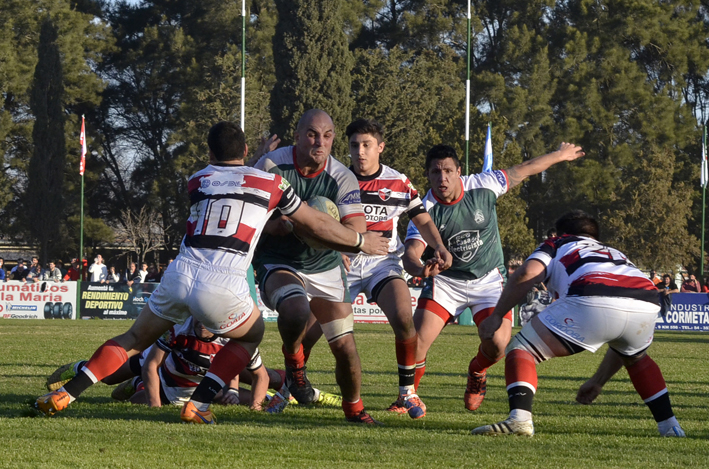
355, 164, 426, 256
180, 163, 301, 272
527, 235, 659, 307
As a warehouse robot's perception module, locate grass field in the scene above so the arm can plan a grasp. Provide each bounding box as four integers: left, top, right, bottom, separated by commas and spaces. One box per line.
1, 320, 707, 468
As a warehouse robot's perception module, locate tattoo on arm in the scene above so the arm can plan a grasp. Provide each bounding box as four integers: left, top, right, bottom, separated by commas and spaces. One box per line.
506, 167, 525, 188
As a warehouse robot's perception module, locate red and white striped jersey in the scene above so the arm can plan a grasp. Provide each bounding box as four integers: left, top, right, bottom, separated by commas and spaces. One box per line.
355, 164, 426, 255
181, 164, 301, 272
528, 235, 659, 306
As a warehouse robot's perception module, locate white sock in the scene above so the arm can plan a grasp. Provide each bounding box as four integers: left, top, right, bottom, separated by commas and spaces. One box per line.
399, 386, 415, 396
657, 416, 680, 434
58, 386, 76, 403
191, 400, 210, 412
509, 409, 532, 422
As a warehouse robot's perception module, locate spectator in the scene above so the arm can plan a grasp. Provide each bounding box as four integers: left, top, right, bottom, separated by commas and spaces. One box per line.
88, 255, 108, 283
138, 262, 148, 283
24, 263, 44, 283
43, 261, 63, 282
125, 262, 141, 287
0, 257, 5, 281
106, 265, 121, 284
28, 256, 40, 272
545, 228, 557, 239
680, 274, 700, 293
659, 274, 679, 317
145, 263, 160, 283
703, 278, 709, 293
63, 259, 82, 282
648, 270, 662, 286
10, 259, 28, 281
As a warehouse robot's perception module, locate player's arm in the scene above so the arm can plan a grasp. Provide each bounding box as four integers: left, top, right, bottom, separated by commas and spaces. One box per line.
478, 259, 546, 340
247, 365, 270, 411
402, 239, 443, 278
576, 348, 624, 405
141, 345, 168, 407
289, 204, 387, 255
505, 142, 585, 189
215, 375, 242, 405
410, 211, 452, 271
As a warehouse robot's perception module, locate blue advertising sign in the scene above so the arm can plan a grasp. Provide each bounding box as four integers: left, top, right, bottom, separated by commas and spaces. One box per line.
656, 293, 709, 332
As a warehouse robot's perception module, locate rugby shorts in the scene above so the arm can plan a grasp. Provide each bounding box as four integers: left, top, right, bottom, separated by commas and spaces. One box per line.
347, 254, 404, 303
417, 268, 504, 321
259, 263, 350, 310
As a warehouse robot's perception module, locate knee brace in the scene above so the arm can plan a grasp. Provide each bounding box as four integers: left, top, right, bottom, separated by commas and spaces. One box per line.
320, 314, 354, 344
505, 325, 556, 364
266, 284, 307, 311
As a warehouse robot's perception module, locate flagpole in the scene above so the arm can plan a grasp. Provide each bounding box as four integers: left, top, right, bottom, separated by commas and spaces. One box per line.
464, 0, 471, 175
78, 115, 86, 318
702, 124, 707, 280
240, 0, 246, 131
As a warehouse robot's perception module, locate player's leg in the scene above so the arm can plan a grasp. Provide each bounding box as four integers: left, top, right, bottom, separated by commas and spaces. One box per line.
36, 304, 174, 415
301, 313, 322, 365
412, 301, 448, 394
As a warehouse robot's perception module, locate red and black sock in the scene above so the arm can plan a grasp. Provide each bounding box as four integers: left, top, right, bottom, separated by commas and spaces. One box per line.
63, 339, 128, 398
413, 359, 426, 391
190, 341, 252, 409
395, 336, 417, 389
283, 343, 305, 369
626, 354, 674, 422
505, 349, 538, 413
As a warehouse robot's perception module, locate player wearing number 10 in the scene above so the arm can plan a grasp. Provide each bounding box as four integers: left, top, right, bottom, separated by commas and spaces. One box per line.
35, 121, 389, 423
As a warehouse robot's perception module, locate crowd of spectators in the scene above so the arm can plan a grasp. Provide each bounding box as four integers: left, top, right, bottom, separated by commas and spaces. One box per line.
0, 254, 171, 285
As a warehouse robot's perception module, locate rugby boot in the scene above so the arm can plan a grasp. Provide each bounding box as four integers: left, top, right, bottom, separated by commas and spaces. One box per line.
386, 395, 408, 414
315, 389, 342, 408
46, 361, 84, 391
285, 365, 317, 405
661, 425, 686, 437
464, 371, 487, 411
404, 393, 427, 420
265, 384, 294, 414
35, 391, 71, 416
471, 417, 534, 436
180, 401, 216, 424
111, 378, 139, 402
346, 410, 383, 425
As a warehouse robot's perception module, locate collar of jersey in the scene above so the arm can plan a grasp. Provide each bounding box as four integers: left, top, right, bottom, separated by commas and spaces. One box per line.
350, 164, 383, 181
293, 146, 327, 179
432, 177, 465, 205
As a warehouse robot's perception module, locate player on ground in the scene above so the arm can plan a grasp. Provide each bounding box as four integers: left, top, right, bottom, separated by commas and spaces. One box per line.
471, 210, 685, 437
344, 118, 452, 419
35, 121, 388, 424
403, 142, 585, 411
47, 318, 282, 410
252, 109, 381, 424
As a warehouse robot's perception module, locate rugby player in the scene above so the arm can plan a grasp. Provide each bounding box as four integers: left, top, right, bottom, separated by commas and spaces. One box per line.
344, 119, 452, 419
252, 109, 381, 424
35, 121, 388, 424
471, 210, 685, 437
403, 142, 585, 411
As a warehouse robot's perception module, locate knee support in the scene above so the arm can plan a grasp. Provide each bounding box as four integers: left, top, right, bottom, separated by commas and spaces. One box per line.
320, 314, 354, 344
505, 326, 556, 364
265, 284, 307, 311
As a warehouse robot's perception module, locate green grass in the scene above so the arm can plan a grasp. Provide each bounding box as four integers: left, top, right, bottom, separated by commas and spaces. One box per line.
1, 320, 707, 468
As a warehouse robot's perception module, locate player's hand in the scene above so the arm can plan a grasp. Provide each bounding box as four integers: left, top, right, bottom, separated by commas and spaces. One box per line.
360, 231, 389, 256
432, 244, 453, 271
556, 142, 585, 162
478, 314, 503, 341
254, 134, 281, 160
576, 379, 603, 405
264, 216, 294, 237
215, 388, 241, 406
420, 258, 442, 278
341, 253, 351, 272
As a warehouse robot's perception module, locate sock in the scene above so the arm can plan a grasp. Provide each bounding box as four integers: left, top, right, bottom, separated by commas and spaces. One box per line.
626, 354, 674, 422
303, 348, 311, 365
342, 398, 364, 418
63, 339, 128, 399
657, 416, 681, 435
509, 408, 533, 422
469, 346, 499, 375
413, 359, 426, 391
505, 349, 537, 413
283, 344, 305, 369
190, 341, 251, 411
395, 336, 417, 395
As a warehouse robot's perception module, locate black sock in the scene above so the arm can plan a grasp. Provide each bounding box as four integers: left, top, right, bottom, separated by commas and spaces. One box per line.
508, 385, 534, 413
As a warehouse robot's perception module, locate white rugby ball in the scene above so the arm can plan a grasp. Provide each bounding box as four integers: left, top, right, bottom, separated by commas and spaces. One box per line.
302, 196, 340, 250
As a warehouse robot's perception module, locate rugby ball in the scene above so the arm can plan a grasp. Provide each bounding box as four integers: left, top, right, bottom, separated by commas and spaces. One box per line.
302, 196, 340, 250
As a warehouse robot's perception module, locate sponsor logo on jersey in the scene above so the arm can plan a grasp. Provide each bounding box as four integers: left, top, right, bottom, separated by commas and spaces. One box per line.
339, 190, 362, 205
493, 170, 507, 189
201, 179, 243, 189
474, 209, 485, 224
378, 188, 391, 201
448, 230, 484, 262
278, 178, 291, 191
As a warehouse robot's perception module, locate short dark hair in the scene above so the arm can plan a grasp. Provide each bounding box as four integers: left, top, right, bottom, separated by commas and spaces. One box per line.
207, 121, 246, 161
663, 274, 671, 280
345, 118, 384, 143
425, 144, 461, 170
555, 210, 600, 239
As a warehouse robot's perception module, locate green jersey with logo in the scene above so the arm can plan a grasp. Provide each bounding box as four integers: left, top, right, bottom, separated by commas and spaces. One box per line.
253, 146, 364, 274
405, 170, 509, 280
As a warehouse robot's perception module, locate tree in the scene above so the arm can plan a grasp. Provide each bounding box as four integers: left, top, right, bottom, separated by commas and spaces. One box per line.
271, 0, 355, 159
25, 18, 66, 264
113, 206, 166, 265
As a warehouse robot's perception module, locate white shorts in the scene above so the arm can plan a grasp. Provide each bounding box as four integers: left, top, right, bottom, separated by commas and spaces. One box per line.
347, 254, 404, 302
418, 269, 504, 320
261, 264, 350, 310
538, 297, 659, 355
148, 258, 254, 335
158, 368, 197, 405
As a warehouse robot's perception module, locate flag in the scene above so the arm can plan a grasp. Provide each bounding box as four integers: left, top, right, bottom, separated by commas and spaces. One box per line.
702, 125, 708, 189
482, 123, 492, 172
79, 115, 87, 176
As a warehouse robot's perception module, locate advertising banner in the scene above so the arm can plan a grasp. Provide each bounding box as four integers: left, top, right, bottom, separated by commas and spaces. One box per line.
0, 280, 77, 320
80, 282, 159, 319
656, 293, 709, 332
